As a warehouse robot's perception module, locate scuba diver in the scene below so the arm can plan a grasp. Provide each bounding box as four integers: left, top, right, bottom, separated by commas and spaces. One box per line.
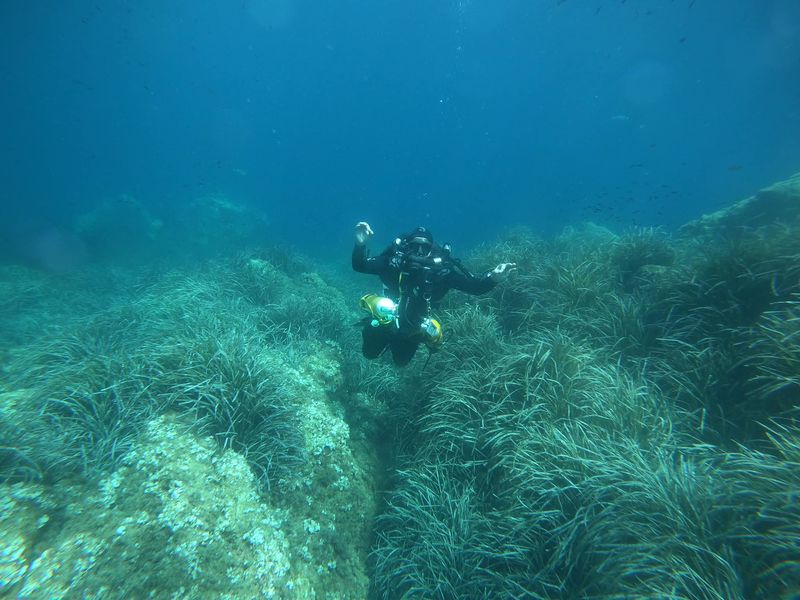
352, 221, 516, 366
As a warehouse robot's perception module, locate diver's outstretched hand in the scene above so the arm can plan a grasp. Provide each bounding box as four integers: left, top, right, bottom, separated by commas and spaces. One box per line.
490, 262, 517, 283
355, 221, 374, 245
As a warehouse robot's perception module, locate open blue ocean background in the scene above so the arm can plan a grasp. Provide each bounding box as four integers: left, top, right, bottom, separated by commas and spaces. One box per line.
1, 0, 798, 265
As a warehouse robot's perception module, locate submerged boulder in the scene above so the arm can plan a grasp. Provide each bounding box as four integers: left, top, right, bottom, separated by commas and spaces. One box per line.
681, 171, 800, 237
9, 416, 292, 599
74, 195, 163, 261
174, 195, 270, 259
1, 343, 374, 599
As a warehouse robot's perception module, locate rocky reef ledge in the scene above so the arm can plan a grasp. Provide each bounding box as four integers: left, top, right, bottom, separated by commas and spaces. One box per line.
680, 170, 800, 236
1, 345, 374, 599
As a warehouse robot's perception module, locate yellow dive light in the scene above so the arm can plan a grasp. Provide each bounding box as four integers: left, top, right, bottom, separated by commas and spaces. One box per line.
360, 294, 397, 327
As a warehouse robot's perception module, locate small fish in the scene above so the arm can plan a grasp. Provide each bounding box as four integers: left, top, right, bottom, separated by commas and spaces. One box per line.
727, 164, 744, 171
611, 114, 630, 121
679, 36, 687, 43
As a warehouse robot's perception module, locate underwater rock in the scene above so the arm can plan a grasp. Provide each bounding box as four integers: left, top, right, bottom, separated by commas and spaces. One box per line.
558, 222, 619, 246
11, 416, 292, 599
174, 195, 270, 259
0, 484, 57, 594
264, 343, 374, 599
74, 195, 163, 262
611, 228, 675, 290
242, 257, 355, 343
681, 171, 800, 237
1, 344, 373, 598
243, 257, 291, 304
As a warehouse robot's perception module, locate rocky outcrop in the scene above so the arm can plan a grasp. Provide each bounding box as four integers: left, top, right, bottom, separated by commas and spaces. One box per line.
681, 171, 800, 237
1, 344, 374, 599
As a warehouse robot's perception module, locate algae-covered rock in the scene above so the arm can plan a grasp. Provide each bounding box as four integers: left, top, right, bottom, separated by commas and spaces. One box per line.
0, 484, 57, 595
243, 257, 292, 305
242, 257, 356, 343
2, 342, 374, 599
681, 171, 800, 237
10, 416, 292, 599
258, 342, 374, 599
74, 195, 163, 261
176, 195, 270, 259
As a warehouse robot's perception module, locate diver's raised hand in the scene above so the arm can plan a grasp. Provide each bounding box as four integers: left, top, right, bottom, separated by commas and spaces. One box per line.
355, 221, 374, 245
490, 262, 517, 283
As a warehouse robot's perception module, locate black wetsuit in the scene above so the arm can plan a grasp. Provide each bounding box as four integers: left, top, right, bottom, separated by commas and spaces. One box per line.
352, 240, 496, 365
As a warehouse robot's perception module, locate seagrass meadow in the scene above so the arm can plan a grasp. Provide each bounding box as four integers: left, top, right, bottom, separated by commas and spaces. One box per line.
1, 174, 800, 599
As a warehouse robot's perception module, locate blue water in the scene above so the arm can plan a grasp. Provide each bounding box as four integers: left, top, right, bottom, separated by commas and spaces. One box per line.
1, 0, 799, 263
